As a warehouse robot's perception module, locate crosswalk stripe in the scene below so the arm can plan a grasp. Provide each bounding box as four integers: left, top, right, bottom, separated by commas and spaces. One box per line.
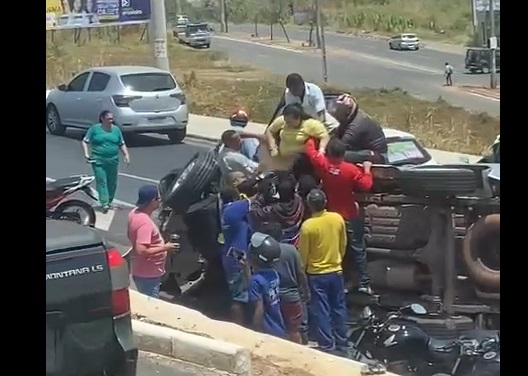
95, 210, 116, 231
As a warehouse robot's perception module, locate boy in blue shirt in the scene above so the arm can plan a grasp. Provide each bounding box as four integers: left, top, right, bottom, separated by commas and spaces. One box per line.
243, 232, 286, 338
220, 187, 252, 325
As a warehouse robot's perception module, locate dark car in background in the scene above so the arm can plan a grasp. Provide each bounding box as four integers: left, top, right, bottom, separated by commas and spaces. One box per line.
465, 47, 500, 74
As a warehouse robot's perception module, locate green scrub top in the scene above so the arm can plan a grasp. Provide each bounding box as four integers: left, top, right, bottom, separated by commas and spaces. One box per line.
83, 124, 125, 162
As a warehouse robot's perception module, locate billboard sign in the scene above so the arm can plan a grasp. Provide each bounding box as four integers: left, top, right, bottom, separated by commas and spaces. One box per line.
46, 0, 151, 30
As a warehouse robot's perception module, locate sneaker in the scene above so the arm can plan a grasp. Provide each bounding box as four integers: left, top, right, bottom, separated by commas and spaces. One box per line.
101, 205, 110, 214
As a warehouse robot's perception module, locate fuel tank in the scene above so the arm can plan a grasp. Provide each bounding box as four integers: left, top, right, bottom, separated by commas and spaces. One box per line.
376, 319, 431, 362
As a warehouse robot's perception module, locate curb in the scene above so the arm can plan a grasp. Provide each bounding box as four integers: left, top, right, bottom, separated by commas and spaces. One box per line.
132, 320, 252, 375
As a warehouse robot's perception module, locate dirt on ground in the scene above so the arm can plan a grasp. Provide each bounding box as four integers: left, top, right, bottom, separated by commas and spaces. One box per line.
46, 27, 500, 155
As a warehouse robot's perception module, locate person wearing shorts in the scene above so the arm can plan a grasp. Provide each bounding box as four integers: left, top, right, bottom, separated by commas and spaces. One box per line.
259, 222, 310, 344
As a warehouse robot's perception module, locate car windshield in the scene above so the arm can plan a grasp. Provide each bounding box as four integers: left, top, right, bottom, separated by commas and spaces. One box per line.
188, 24, 208, 33
402, 34, 417, 39
120, 73, 177, 92
387, 139, 431, 165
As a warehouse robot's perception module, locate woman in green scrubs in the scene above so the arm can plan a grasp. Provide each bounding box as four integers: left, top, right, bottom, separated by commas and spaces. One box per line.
82, 110, 130, 213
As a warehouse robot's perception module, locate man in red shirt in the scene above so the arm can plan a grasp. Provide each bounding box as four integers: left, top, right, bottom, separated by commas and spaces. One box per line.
305, 138, 373, 292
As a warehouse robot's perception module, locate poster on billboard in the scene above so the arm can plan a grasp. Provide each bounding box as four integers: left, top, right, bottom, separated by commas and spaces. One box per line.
46, 0, 151, 30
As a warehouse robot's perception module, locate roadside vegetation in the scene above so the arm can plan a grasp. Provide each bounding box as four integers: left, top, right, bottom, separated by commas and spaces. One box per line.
172, 0, 481, 45
46, 27, 499, 155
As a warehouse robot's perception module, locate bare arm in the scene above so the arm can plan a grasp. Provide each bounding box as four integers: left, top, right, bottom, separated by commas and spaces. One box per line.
81, 141, 90, 160
135, 242, 172, 257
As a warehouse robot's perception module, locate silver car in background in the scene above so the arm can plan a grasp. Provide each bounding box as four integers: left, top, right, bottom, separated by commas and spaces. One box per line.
46, 66, 189, 143
389, 33, 420, 51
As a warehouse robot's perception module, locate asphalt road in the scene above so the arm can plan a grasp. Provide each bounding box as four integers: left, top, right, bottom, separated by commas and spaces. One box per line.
45, 130, 208, 206
139, 351, 227, 376
210, 24, 499, 115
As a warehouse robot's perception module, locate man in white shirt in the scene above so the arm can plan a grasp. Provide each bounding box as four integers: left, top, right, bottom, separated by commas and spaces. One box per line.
283, 73, 339, 132
444, 62, 453, 86
218, 129, 260, 184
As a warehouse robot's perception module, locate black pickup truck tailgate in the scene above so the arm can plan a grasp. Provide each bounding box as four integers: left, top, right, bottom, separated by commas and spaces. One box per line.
46, 221, 119, 376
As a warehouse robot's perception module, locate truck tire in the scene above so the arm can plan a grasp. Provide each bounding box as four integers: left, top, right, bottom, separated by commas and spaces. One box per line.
162, 150, 220, 214
159, 168, 183, 202
398, 167, 477, 196
462, 214, 500, 289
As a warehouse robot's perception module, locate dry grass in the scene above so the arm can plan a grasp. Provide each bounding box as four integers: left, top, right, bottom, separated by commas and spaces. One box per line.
46, 27, 499, 155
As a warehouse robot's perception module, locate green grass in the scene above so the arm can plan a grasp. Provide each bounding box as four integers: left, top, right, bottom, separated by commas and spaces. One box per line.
46, 27, 499, 155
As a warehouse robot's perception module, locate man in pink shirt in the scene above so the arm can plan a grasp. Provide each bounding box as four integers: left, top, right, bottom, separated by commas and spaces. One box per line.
128, 185, 178, 298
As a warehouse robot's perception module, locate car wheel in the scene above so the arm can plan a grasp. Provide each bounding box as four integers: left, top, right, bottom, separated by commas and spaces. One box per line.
462, 214, 500, 289
167, 129, 186, 144
46, 105, 66, 136
398, 44, 402, 50
397, 167, 478, 196
389, 42, 393, 49
163, 149, 221, 214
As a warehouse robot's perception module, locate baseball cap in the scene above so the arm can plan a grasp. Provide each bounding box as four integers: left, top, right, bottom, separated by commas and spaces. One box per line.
136, 184, 160, 207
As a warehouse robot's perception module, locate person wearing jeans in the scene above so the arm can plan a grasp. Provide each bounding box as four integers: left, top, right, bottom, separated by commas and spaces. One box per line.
304, 137, 374, 292
299, 189, 348, 353
127, 185, 178, 298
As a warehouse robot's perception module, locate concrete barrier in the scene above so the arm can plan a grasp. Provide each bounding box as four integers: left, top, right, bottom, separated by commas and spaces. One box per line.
132, 320, 252, 375
131, 290, 398, 376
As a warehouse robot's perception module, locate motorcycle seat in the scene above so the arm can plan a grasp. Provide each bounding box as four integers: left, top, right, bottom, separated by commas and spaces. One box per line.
46, 177, 81, 192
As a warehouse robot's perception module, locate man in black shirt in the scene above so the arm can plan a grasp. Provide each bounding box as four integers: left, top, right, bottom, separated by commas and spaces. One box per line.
332, 94, 388, 164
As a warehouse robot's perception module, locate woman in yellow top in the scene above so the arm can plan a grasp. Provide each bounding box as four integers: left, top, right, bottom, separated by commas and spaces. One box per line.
245, 103, 328, 172
266, 103, 329, 157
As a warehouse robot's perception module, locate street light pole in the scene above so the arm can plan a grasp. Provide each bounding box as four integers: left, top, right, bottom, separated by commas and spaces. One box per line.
150, 0, 170, 71
489, 0, 497, 89
314, 0, 328, 82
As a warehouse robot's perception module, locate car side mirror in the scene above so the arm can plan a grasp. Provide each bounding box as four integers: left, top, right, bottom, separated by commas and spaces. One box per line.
58, 84, 68, 91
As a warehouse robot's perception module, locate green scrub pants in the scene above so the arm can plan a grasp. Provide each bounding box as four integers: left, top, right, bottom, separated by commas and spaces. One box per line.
91, 159, 119, 207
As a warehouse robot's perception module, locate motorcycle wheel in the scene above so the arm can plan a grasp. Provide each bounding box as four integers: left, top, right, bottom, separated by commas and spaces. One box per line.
54, 199, 96, 227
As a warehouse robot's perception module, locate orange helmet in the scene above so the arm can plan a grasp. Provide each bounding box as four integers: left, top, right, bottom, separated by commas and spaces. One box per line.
230, 109, 249, 128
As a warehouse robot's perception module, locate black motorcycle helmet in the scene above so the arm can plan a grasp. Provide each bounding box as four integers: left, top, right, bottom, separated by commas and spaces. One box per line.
249, 232, 281, 268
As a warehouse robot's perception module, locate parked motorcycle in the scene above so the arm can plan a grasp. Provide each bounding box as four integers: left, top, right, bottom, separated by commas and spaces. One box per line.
349, 293, 500, 376
46, 175, 97, 227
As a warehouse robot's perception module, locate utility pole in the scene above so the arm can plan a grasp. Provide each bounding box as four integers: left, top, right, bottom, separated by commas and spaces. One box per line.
489, 0, 497, 89
220, 0, 227, 33
314, 0, 328, 82
175, 0, 181, 15
150, 0, 170, 71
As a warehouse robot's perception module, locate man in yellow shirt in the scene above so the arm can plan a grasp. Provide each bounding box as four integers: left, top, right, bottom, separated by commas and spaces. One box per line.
299, 189, 349, 353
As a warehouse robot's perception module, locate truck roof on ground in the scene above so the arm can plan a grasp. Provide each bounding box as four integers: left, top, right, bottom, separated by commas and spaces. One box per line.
46, 220, 103, 253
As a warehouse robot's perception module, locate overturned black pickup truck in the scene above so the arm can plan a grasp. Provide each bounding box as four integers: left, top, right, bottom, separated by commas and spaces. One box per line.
157, 137, 500, 335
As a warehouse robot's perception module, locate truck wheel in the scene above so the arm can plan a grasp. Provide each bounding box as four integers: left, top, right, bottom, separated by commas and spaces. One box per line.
159, 168, 183, 202
163, 149, 220, 214
397, 167, 477, 196
462, 214, 500, 289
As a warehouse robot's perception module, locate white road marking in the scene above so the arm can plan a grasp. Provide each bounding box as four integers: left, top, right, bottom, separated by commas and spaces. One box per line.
213, 35, 304, 54
118, 172, 158, 183
95, 210, 115, 231
465, 91, 500, 102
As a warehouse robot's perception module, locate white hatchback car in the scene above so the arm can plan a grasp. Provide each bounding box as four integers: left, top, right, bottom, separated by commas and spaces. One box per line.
46, 66, 189, 143
389, 34, 420, 51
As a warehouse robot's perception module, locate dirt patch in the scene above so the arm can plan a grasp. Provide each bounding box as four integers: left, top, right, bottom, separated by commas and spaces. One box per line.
46, 27, 499, 155
458, 85, 500, 100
